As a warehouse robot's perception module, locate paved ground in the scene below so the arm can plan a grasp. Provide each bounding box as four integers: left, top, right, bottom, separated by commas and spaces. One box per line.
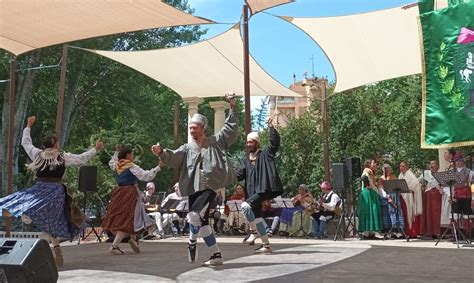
57, 237, 474, 282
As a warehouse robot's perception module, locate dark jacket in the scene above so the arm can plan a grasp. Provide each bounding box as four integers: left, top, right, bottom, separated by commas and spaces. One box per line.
236, 127, 283, 198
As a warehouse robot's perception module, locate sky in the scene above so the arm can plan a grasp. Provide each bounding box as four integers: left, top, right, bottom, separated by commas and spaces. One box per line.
186, 0, 413, 111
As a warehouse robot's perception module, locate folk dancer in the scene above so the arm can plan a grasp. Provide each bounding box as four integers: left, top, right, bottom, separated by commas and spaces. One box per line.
101, 145, 161, 255
152, 93, 238, 266
0, 116, 104, 266
237, 117, 284, 254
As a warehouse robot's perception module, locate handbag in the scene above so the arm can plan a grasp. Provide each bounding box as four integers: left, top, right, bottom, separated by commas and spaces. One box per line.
63, 186, 86, 228
453, 185, 471, 199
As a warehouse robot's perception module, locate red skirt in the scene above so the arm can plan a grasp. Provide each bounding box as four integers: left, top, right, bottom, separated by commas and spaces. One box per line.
424, 189, 442, 236
101, 185, 138, 234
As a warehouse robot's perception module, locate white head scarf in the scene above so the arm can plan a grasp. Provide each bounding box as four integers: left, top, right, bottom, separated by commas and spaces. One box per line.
246, 132, 260, 144
189, 113, 208, 128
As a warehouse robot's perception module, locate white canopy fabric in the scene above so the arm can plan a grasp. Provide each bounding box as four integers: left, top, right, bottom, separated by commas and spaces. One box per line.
84, 25, 300, 98
246, 0, 294, 15
0, 0, 212, 56
282, 6, 425, 93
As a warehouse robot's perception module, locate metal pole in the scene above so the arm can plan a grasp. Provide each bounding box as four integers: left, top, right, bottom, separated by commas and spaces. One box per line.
5, 56, 17, 237
322, 81, 330, 181
242, 4, 251, 134
55, 44, 68, 148
173, 101, 180, 182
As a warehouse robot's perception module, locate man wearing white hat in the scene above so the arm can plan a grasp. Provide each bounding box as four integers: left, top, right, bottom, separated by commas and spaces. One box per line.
237, 117, 283, 254
151, 93, 237, 266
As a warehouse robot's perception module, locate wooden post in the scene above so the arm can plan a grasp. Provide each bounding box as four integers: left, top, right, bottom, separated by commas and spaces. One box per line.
5, 56, 17, 237
55, 44, 68, 148
243, 4, 251, 134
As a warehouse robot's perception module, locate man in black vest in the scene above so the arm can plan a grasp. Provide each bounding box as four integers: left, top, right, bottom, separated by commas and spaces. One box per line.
311, 181, 341, 239
237, 117, 283, 254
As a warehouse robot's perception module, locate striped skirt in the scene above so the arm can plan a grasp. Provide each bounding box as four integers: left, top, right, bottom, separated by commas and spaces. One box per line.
0, 182, 83, 239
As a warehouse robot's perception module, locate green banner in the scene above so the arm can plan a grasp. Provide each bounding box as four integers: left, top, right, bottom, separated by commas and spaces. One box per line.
420, 1, 474, 148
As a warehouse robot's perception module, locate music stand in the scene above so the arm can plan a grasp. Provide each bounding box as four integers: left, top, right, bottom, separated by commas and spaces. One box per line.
160, 199, 180, 213
289, 205, 311, 238
227, 200, 243, 228
275, 198, 294, 209
433, 171, 471, 248
382, 179, 410, 242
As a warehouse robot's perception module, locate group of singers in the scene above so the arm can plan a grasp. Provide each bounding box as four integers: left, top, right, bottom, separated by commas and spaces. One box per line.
359, 153, 473, 240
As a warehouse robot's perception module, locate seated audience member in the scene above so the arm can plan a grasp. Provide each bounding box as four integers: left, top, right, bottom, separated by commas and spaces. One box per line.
311, 181, 341, 239
142, 182, 159, 239
261, 199, 282, 236
151, 183, 182, 238
143, 182, 156, 205
209, 189, 225, 234
224, 184, 248, 233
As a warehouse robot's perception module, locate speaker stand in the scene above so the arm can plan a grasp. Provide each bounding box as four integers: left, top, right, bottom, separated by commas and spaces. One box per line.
78, 191, 103, 243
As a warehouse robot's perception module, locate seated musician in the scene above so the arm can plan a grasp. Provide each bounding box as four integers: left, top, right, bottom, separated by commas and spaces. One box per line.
280, 184, 314, 232
261, 199, 282, 236
151, 183, 183, 238
291, 184, 314, 208
224, 184, 248, 233
311, 181, 341, 239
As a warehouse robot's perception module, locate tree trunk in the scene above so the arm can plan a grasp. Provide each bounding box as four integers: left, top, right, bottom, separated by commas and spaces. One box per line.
0, 52, 40, 195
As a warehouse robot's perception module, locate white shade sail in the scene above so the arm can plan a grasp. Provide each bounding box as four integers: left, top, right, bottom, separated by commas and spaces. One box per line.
246, 0, 294, 15
282, 6, 424, 93
0, 0, 212, 56
84, 25, 300, 98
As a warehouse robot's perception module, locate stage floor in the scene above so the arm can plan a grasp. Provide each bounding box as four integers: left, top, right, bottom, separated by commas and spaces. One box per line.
58, 237, 474, 282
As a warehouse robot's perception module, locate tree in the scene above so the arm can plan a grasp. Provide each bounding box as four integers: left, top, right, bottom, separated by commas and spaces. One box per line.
275, 75, 439, 197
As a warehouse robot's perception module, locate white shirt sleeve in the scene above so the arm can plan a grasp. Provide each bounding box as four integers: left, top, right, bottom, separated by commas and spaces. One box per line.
109, 151, 119, 171
129, 164, 161, 182
322, 192, 340, 211
21, 127, 41, 161
63, 148, 97, 166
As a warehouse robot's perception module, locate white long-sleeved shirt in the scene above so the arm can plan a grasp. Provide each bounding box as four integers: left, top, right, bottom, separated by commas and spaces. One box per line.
418, 170, 441, 192
21, 127, 97, 166
321, 191, 341, 211
109, 151, 160, 182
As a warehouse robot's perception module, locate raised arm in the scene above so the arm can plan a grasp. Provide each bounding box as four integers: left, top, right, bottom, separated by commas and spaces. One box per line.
21, 116, 42, 160
152, 144, 186, 169
109, 151, 119, 171
266, 117, 280, 157
215, 93, 238, 149
129, 164, 161, 182
64, 139, 104, 166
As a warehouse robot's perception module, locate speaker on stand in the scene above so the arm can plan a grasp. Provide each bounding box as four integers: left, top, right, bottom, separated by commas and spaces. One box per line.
345, 157, 361, 238
0, 238, 58, 283
331, 163, 350, 240
78, 166, 103, 242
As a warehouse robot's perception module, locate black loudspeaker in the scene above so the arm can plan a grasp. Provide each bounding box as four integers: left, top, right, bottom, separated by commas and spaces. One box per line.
345, 157, 361, 179
0, 238, 58, 283
79, 165, 98, 192
332, 163, 349, 189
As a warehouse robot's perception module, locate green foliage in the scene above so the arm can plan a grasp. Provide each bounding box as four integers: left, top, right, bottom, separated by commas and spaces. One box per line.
275, 75, 438, 197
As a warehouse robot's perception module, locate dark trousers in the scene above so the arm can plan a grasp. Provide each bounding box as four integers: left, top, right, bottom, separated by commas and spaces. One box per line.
189, 189, 217, 226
